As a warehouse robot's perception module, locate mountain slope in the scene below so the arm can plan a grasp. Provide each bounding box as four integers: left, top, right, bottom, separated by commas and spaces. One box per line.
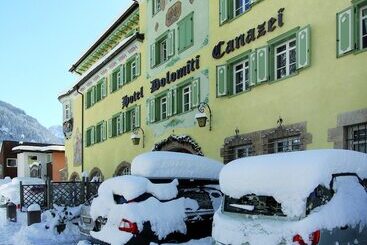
0, 100, 64, 144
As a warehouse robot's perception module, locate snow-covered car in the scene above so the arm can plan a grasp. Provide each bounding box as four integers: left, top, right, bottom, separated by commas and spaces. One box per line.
87, 151, 223, 245
212, 149, 367, 245
0, 177, 44, 207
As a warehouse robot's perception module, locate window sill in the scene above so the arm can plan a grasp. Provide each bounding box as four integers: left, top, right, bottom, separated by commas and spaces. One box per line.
178, 43, 194, 54
353, 47, 367, 55
270, 71, 300, 84
228, 88, 252, 98
150, 108, 195, 124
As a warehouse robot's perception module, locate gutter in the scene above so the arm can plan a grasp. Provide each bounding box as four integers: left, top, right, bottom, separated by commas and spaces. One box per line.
76, 87, 84, 173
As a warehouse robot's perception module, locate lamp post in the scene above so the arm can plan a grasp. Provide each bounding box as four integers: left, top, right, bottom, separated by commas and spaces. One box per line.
195, 102, 212, 131
131, 127, 145, 148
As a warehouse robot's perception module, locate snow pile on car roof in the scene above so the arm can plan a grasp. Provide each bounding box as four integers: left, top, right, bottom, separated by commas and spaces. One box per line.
131, 151, 223, 179
213, 177, 367, 245
90, 175, 179, 220
220, 149, 367, 217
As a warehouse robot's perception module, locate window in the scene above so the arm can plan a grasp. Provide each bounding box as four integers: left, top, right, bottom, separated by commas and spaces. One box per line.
131, 60, 137, 80
234, 145, 252, 159
63, 101, 72, 122
233, 59, 249, 94
95, 79, 107, 102
178, 13, 194, 52
86, 127, 95, 147
275, 39, 297, 80
182, 85, 191, 112
86, 88, 94, 109
111, 114, 121, 137
361, 6, 367, 49
346, 123, 367, 153
111, 69, 121, 93
153, 0, 161, 15
234, 0, 251, 17
6, 158, 17, 168
95, 122, 106, 144
160, 96, 167, 120
268, 135, 301, 154
151, 32, 174, 67
130, 109, 136, 131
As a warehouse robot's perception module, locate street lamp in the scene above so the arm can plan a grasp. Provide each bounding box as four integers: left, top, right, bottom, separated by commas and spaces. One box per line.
195, 102, 212, 131
131, 127, 145, 148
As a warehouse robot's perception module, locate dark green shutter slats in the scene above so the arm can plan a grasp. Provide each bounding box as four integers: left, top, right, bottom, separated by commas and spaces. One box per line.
108, 119, 112, 138
256, 46, 268, 83
297, 25, 311, 69
102, 78, 107, 98
217, 65, 227, 96
103, 121, 107, 141
178, 13, 193, 51
337, 7, 355, 56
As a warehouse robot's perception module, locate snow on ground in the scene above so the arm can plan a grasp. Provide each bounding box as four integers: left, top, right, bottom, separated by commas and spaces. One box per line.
131, 151, 223, 180
0, 208, 83, 245
0, 177, 44, 205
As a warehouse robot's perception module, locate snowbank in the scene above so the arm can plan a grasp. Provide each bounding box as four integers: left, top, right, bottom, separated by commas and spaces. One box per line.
90, 175, 179, 220
220, 149, 367, 217
131, 151, 223, 180
0, 177, 11, 186
213, 177, 367, 245
0, 177, 44, 205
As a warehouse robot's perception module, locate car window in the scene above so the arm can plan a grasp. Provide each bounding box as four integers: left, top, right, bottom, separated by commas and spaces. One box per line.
223, 194, 285, 217
179, 189, 213, 210
306, 185, 333, 215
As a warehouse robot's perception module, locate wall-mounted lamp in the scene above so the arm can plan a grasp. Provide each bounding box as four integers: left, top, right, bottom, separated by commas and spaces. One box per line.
131, 127, 145, 148
195, 102, 212, 131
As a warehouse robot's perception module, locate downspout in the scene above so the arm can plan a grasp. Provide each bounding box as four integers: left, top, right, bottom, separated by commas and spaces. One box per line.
76, 86, 84, 173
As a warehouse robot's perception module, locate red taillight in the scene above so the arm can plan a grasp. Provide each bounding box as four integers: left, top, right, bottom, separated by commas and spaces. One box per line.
293, 230, 320, 245
118, 219, 138, 234
16, 204, 21, 210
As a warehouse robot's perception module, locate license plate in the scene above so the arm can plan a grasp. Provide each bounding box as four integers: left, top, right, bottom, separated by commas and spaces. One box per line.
83, 217, 92, 224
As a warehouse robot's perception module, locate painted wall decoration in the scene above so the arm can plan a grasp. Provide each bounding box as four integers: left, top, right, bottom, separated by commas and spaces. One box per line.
73, 129, 82, 166
166, 1, 182, 27
63, 118, 73, 139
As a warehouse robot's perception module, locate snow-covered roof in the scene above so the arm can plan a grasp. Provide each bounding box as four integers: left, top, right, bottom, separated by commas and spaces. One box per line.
220, 149, 367, 217
12, 145, 65, 153
131, 151, 223, 180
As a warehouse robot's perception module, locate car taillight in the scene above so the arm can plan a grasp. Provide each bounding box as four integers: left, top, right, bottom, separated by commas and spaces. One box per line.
293, 230, 320, 245
118, 219, 138, 234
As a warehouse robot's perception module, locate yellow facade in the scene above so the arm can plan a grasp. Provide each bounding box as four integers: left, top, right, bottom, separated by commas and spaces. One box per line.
60, 0, 367, 180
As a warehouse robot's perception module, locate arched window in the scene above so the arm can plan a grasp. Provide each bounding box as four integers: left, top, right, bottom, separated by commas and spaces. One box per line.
69, 172, 81, 182
113, 162, 131, 177
89, 168, 104, 182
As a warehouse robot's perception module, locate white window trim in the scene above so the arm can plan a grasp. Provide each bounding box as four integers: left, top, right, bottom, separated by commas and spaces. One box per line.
131, 110, 136, 131
63, 100, 71, 122
182, 85, 191, 112
131, 60, 137, 79
273, 136, 301, 153
6, 158, 17, 168
274, 38, 296, 80
360, 6, 367, 50
154, 0, 161, 15
234, 145, 251, 159
233, 59, 249, 94
234, 0, 252, 17
160, 96, 167, 120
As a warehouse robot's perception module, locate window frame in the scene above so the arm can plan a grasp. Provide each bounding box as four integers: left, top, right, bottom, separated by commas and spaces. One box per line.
234, 145, 252, 159
86, 127, 93, 147
274, 38, 297, 80
232, 59, 250, 94
6, 158, 17, 168
269, 135, 302, 154
153, 0, 161, 16
111, 114, 121, 138
95, 121, 104, 144
182, 85, 192, 113
111, 67, 121, 93
63, 100, 71, 122
346, 123, 367, 153
160, 96, 168, 120
360, 5, 367, 49
159, 37, 168, 64
234, 0, 252, 17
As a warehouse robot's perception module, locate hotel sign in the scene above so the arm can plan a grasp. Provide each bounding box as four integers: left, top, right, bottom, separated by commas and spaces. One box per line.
212, 8, 285, 59
121, 86, 144, 109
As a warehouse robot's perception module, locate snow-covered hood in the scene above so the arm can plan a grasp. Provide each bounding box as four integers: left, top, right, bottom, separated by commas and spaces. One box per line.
213, 177, 367, 245
131, 151, 223, 180
220, 149, 367, 217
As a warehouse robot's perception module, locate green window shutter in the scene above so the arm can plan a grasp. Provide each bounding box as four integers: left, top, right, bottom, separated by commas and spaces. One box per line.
216, 65, 228, 97
337, 7, 355, 56
91, 87, 96, 105
220, 0, 229, 25
102, 121, 107, 141
249, 51, 257, 86
256, 46, 268, 83
149, 98, 156, 123
296, 25, 311, 69
91, 126, 95, 145
108, 119, 112, 138
178, 22, 185, 52
168, 30, 175, 57
135, 53, 141, 77
172, 86, 178, 115
167, 90, 173, 117
150, 44, 156, 67
109, 73, 113, 93
85, 91, 90, 109
135, 106, 141, 128
176, 88, 183, 114
122, 112, 127, 133
122, 64, 127, 85
102, 78, 107, 98
191, 78, 200, 108
117, 113, 123, 134
186, 14, 194, 48
146, 99, 151, 124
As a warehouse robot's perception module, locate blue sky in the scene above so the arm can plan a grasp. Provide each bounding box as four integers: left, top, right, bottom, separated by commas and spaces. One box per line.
0, 1, 130, 128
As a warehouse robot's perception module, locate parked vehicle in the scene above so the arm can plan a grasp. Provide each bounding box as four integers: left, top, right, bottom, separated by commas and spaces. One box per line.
212, 149, 367, 245
80, 151, 223, 245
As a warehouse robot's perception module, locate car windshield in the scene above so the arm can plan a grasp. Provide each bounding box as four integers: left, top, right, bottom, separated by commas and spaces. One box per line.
224, 194, 285, 217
